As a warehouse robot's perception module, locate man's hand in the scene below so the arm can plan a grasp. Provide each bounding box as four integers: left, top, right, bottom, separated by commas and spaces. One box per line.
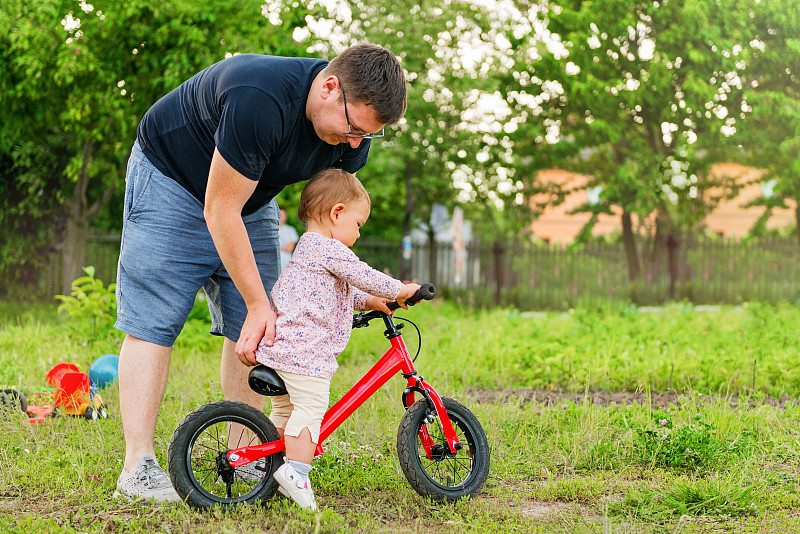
235, 305, 277, 366
365, 295, 393, 314
396, 283, 422, 310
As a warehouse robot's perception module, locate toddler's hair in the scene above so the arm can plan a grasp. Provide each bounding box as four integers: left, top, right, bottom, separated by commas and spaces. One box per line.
298, 169, 370, 225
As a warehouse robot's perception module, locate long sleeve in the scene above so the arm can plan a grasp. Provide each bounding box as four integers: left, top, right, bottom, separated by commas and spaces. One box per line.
320, 241, 403, 300
352, 287, 369, 311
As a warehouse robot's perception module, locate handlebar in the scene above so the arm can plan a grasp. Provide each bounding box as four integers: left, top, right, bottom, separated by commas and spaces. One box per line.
387, 283, 436, 311
353, 283, 436, 328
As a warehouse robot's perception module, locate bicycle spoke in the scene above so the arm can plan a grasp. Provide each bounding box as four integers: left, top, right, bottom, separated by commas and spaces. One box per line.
412, 411, 478, 488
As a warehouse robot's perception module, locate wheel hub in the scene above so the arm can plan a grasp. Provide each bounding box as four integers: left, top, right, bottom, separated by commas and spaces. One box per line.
215, 451, 235, 484
429, 444, 458, 462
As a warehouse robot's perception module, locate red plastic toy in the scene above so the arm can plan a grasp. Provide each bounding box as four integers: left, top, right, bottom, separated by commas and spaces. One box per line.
26, 362, 108, 424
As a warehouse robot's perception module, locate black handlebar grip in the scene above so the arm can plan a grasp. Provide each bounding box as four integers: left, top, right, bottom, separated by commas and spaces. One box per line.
409, 283, 436, 304
387, 283, 436, 311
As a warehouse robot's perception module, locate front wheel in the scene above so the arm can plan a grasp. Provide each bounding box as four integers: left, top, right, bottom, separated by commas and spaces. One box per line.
167, 400, 284, 509
397, 396, 490, 501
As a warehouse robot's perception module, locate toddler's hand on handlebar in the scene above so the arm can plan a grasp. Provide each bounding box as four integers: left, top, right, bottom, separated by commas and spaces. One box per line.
396, 283, 422, 310
365, 295, 393, 314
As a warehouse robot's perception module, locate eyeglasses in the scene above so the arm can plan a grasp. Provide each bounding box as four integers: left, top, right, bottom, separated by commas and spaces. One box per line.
340, 84, 385, 139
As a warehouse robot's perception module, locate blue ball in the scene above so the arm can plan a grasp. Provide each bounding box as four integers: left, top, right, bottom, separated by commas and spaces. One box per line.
89, 354, 119, 389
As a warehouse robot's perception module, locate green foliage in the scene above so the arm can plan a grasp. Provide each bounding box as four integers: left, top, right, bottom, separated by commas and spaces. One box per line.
54, 266, 116, 339
618, 477, 759, 519
733, 0, 800, 237
346, 300, 800, 397
4, 299, 800, 531
0, 0, 312, 295
312, 0, 517, 238
633, 412, 751, 470
0, 143, 64, 298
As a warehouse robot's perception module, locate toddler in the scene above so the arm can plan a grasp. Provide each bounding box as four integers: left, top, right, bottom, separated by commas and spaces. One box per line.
255, 168, 419, 510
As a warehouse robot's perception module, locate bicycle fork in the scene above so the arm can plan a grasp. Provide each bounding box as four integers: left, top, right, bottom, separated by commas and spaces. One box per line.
401, 369, 462, 458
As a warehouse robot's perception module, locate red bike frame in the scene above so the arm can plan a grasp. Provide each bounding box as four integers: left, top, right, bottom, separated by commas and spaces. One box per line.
226, 320, 461, 468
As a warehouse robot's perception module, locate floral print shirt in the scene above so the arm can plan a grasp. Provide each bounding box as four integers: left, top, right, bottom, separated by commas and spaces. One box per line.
255, 231, 403, 379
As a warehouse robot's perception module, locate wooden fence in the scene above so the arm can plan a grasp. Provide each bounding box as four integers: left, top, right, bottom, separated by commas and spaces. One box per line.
355, 235, 800, 309
45, 234, 800, 310
45, 234, 121, 298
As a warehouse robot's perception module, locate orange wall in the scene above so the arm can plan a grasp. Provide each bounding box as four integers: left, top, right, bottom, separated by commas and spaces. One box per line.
702, 163, 795, 238
528, 164, 795, 244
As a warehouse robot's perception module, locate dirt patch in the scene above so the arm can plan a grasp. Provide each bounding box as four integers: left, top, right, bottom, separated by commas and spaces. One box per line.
520, 501, 571, 519
466, 387, 799, 410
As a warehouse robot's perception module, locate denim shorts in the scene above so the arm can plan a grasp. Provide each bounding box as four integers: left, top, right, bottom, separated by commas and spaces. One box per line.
115, 141, 280, 347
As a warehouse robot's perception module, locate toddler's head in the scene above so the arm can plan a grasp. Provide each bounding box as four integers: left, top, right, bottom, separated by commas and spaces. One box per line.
298, 169, 371, 247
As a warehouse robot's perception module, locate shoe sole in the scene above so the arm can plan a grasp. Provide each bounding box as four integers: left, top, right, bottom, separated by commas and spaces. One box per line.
113, 489, 181, 505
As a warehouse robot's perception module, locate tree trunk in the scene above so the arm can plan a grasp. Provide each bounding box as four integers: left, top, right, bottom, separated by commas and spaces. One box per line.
60, 214, 90, 294
58, 140, 117, 294
427, 224, 437, 285
400, 163, 415, 280
403, 162, 415, 237
621, 209, 640, 282
795, 203, 800, 250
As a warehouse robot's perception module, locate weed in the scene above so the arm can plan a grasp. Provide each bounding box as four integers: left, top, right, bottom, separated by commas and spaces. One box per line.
632, 411, 752, 470
617, 476, 760, 520
54, 266, 117, 340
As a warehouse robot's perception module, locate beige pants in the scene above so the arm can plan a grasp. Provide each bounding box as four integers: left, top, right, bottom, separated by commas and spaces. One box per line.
268, 370, 330, 444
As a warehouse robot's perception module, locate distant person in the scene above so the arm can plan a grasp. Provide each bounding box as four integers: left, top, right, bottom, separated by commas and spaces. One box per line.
255, 169, 420, 510
278, 208, 299, 271
113, 43, 406, 503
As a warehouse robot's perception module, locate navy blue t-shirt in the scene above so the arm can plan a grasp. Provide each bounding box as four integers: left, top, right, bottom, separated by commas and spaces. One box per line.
137, 54, 371, 215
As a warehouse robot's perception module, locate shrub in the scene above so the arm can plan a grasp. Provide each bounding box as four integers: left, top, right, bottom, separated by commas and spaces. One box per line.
55, 266, 117, 339
632, 412, 752, 471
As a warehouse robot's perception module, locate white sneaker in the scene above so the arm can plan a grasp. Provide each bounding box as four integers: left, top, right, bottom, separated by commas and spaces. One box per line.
113, 454, 181, 504
273, 461, 316, 511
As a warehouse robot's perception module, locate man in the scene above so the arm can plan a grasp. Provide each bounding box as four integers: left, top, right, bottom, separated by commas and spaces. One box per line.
113, 43, 406, 502
278, 208, 299, 272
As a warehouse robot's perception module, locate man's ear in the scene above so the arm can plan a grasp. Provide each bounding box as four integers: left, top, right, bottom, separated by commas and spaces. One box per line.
329, 203, 346, 225
320, 75, 340, 100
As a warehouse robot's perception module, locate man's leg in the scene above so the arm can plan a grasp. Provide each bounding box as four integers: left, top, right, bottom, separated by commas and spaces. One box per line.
220, 338, 265, 452
220, 337, 265, 410
119, 335, 171, 472
114, 334, 179, 503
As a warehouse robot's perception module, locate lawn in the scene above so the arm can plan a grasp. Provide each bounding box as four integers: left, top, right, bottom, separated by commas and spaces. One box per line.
2, 298, 800, 532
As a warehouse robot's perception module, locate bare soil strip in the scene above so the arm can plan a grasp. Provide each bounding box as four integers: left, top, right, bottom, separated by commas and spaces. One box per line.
466, 388, 799, 409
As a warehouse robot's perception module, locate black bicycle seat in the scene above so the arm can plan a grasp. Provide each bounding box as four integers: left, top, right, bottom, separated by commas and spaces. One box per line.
247, 366, 288, 396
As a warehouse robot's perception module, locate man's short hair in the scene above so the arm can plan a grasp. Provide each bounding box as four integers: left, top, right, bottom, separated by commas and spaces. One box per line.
325, 43, 407, 125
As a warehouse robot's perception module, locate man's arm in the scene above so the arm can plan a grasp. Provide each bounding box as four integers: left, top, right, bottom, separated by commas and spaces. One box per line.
204, 148, 276, 365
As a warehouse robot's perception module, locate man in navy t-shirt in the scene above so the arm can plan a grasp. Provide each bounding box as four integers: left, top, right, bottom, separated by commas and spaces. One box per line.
113, 43, 406, 504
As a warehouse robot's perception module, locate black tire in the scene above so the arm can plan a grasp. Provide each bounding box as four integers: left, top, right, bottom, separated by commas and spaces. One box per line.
2, 389, 27, 414
397, 396, 490, 501
168, 400, 284, 509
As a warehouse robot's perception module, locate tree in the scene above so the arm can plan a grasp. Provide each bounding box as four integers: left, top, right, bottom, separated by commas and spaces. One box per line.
1, 0, 311, 295
297, 0, 520, 244
734, 0, 800, 245
505, 0, 753, 280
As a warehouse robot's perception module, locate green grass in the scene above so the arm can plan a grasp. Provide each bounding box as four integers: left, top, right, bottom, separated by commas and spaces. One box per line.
3, 299, 800, 532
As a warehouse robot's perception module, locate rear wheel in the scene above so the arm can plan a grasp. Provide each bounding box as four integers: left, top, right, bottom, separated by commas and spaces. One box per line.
168, 400, 284, 509
1, 389, 27, 414
397, 396, 490, 501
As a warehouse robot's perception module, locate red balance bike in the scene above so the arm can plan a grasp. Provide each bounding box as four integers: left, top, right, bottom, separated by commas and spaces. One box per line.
167, 284, 490, 508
